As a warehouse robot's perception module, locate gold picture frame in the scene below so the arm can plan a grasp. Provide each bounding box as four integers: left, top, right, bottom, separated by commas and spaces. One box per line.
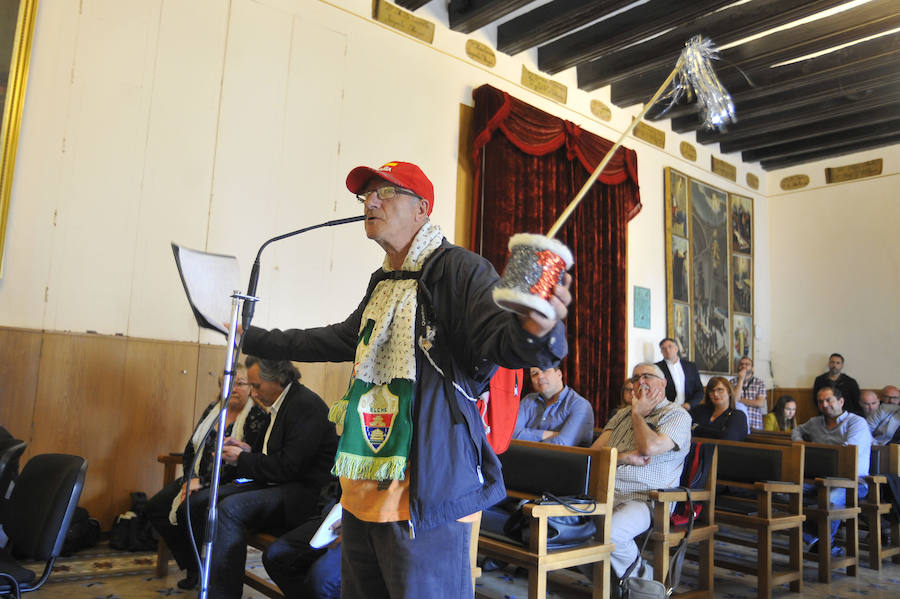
0, 0, 38, 276
664, 167, 754, 375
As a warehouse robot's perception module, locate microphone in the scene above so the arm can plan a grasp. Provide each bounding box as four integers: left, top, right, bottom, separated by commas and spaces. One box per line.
241, 215, 365, 331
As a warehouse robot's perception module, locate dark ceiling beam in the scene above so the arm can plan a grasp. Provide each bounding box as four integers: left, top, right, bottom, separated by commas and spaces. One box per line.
742, 117, 900, 162
610, 0, 900, 107
669, 62, 900, 133
536, 0, 733, 75
498, 0, 634, 56
694, 85, 900, 145
760, 133, 900, 171
576, 0, 845, 91
720, 104, 900, 154
447, 0, 532, 34
395, 0, 432, 10
650, 35, 900, 122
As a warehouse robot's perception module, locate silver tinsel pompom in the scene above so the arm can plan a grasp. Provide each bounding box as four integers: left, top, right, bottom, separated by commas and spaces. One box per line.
669, 35, 736, 130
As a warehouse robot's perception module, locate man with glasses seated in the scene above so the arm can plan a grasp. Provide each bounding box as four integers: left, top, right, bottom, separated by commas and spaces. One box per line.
880, 385, 900, 406
591, 362, 692, 581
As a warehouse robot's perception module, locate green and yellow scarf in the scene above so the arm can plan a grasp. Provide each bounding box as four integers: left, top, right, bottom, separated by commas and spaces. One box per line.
328, 221, 443, 480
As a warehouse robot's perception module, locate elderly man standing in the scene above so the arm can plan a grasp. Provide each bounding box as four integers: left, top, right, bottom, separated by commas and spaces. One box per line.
812, 353, 861, 414
592, 362, 692, 580
513, 366, 594, 446
860, 390, 900, 445
729, 356, 767, 432
242, 161, 571, 598
792, 384, 872, 553
656, 337, 704, 409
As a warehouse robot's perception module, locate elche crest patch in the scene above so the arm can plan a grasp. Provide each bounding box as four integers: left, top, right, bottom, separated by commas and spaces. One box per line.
357, 384, 399, 453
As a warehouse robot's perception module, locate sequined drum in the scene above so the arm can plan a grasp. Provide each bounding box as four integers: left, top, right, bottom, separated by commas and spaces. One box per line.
492, 234, 574, 320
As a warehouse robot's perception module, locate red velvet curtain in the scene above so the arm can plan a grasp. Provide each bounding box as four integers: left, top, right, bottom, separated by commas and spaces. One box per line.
471, 84, 642, 424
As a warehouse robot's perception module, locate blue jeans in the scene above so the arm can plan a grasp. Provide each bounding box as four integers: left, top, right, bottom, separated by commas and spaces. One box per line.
263, 518, 341, 599
341, 511, 473, 599
801, 480, 868, 545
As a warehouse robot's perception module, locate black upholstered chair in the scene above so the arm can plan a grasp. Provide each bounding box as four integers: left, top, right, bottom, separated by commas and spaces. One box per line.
0, 453, 88, 598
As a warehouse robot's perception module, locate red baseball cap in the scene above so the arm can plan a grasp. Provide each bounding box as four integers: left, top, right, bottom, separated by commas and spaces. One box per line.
345, 161, 435, 215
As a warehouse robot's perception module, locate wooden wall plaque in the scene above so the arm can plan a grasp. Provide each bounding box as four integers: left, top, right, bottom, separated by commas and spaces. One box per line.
825, 158, 882, 183
372, 0, 435, 44
590, 99, 611, 121
680, 141, 697, 162
780, 174, 810, 190
633, 121, 665, 149
711, 156, 736, 181
465, 40, 495, 67
521, 66, 567, 104
746, 173, 759, 190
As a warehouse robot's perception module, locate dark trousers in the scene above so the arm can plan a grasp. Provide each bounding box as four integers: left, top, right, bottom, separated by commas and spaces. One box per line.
263, 518, 341, 599
207, 483, 319, 599
146, 478, 207, 573
340, 510, 472, 599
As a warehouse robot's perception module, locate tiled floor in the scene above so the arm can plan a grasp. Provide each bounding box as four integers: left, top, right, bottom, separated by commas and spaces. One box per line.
19, 532, 900, 598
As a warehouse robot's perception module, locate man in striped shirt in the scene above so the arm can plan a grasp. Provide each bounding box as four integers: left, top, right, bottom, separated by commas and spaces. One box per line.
730, 357, 767, 431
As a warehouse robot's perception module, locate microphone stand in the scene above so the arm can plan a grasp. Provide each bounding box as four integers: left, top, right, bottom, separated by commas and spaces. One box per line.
197, 214, 364, 599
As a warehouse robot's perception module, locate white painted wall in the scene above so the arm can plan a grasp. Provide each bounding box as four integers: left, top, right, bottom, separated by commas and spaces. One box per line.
767, 146, 900, 389
0, 0, 893, 390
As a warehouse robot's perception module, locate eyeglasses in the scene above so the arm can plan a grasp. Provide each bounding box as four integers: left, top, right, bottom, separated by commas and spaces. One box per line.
356, 185, 420, 203
630, 373, 662, 383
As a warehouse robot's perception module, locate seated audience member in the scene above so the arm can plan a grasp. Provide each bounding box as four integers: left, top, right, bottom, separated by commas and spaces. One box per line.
656, 337, 704, 408
146, 362, 268, 589
812, 353, 861, 415
196, 357, 339, 599
729, 357, 767, 431
513, 366, 594, 446
690, 377, 748, 441
880, 385, 900, 405
592, 362, 692, 581
860, 389, 900, 445
763, 395, 798, 432
263, 481, 342, 599
792, 384, 871, 553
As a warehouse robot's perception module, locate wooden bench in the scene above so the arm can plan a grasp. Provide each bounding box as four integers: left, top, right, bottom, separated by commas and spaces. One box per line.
747, 434, 861, 583
478, 439, 616, 599
155, 453, 285, 597
709, 439, 805, 599
861, 443, 900, 569
648, 441, 718, 599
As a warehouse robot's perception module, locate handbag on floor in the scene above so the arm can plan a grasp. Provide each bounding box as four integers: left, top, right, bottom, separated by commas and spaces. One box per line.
619, 487, 695, 599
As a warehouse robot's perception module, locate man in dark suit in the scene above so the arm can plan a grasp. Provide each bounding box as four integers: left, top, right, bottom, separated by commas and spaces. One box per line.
655, 337, 704, 409
201, 356, 338, 599
812, 353, 861, 415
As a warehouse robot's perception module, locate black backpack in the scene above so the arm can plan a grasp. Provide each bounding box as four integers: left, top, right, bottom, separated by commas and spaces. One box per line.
109, 492, 157, 552
61, 506, 101, 556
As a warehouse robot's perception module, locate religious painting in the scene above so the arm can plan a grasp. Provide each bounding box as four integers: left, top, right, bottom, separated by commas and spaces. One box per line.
669, 170, 688, 237
689, 178, 729, 373
673, 302, 690, 355
0, 0, 38, 276
730, 193, 752, 254
732, 313, 753, 372
671, 236, 689, 303
732, 254, 752, 315
665, 168, 754, 375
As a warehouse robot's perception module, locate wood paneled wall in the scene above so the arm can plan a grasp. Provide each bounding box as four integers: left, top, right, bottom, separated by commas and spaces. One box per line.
0, 326, 351, 528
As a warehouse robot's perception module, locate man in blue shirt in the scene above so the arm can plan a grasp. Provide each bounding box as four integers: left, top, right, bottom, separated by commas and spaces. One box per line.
792, 384, 872, 554
513, 366, 594, 446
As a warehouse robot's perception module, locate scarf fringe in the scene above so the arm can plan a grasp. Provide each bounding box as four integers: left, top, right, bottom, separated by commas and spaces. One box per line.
332, 452, 407, 481
328, 399, 348, 426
